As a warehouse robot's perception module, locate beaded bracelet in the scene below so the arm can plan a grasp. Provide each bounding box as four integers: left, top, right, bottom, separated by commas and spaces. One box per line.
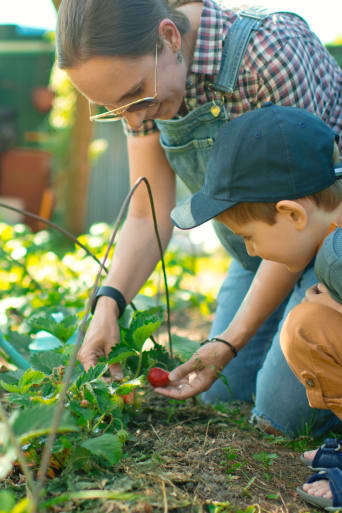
201, 337, 238, 358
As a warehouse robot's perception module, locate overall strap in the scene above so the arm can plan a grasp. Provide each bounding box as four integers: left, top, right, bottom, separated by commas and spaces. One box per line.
214, 8, 301, 94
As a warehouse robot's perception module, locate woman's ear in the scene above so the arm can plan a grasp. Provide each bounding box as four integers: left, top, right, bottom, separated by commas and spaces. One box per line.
158, 19, 181, 51
276, 200, 308, 230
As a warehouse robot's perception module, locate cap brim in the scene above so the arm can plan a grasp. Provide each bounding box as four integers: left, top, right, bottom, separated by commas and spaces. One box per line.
171, 190, 236, 230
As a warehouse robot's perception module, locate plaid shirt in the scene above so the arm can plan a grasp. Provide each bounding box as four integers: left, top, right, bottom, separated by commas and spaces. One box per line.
123, 0, 342, 149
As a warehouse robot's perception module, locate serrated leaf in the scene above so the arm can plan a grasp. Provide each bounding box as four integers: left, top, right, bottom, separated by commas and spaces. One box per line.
80, 433, 122, 465
10, 405, 79, 444
29, 350, 67, 373
75, 363, 108, 388
69, 401, 95, 421
28, 310, 78, 343
132, 322, 162, 351
18, 369, 46, 393
128, 307, 164, 350
5, 393, 32, 406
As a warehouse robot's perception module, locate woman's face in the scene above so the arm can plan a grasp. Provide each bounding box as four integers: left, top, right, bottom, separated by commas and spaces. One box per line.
67, 44, 187, 130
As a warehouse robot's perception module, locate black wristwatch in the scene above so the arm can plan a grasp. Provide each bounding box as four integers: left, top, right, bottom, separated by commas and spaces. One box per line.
91, 286, 127, 317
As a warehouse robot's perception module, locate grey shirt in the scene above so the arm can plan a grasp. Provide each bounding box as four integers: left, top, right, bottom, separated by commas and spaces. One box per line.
315, 226, 342, 304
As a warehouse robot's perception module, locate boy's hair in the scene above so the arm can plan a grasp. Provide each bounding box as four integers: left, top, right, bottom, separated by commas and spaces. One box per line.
217, 142, 342, 226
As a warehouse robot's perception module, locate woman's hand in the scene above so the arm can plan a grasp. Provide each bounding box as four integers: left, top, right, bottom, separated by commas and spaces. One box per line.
303, 283, 342, 313
154, 341, 234, 400
78, 297, 123, 380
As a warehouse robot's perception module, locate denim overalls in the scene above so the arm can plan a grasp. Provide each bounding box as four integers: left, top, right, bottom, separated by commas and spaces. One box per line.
155, 9, 340, 436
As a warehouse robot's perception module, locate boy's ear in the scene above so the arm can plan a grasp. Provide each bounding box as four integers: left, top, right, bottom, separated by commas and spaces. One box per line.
276, 200, 308, 230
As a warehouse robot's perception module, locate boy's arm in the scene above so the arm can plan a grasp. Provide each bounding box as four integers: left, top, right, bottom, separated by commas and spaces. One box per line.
217, 259, 302, 349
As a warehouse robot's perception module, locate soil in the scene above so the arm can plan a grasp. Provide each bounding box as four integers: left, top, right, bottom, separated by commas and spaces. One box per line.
42, 395, 318, 513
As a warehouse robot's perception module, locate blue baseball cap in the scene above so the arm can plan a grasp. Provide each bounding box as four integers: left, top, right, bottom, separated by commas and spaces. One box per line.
171, 104, 341, 229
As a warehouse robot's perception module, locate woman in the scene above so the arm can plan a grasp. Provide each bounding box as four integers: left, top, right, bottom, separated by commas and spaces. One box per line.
56, 0, 342, 437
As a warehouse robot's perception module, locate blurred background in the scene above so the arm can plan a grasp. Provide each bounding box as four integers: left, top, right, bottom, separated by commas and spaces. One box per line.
0, 0, 341, 236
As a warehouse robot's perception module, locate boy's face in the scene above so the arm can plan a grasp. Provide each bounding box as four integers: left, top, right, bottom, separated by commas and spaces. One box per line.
222, 211, 319, 272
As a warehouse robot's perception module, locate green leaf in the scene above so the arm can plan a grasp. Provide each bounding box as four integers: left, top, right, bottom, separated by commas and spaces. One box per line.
107, 350, 137, 365
0, 380, 21, 393
0, 490, 15, 512
2, 331, 31, 360
29, 349, 67, 373
18, 369, 46, 393
132, 322, 162, 351
128, 307, 164, 350
10, 405, 79, 444
75, 363, 108, 388
172, 334, 200, 361
0, 369, 24, 384
80, 433, 122, 465
5, 393, 32, 406
266, 492, 280, 500
69, 401, 95, 422
28, 309, 78, 343
112, 377, 144, 396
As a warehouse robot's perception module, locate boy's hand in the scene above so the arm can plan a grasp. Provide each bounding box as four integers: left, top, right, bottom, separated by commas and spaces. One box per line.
303, 283, 342, 314
153, 341, 233, 400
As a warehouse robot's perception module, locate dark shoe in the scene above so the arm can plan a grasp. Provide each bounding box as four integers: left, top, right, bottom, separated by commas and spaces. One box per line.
301, 438, 342, 470
297, 467, 342, 511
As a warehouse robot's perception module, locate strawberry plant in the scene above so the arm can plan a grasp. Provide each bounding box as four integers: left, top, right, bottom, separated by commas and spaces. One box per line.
0, 176, 204, 511
0, 303, 177, 482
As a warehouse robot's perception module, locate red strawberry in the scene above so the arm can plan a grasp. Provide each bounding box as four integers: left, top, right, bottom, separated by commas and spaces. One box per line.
148, 367, 170, 387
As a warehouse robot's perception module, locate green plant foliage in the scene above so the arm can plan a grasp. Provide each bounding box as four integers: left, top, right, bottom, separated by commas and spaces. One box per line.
0, 300, 174, 483
80, 433, 122, 465
0, 490, 15, 512
10, 405, 78, 443
123, 306, 164, 351
0, 219, 209, 508
28, 308, 78, 343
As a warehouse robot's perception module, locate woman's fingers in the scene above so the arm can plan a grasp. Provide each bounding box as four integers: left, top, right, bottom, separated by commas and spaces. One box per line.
168, 356, 199, 382
78, 345, 103, 371
109, 362, 124, 380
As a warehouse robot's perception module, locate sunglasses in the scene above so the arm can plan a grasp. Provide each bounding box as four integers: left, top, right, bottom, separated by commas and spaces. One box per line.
89, 44, 158, 123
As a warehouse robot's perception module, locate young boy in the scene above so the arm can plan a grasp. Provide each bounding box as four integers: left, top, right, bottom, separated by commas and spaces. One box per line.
170, 104, 342, 509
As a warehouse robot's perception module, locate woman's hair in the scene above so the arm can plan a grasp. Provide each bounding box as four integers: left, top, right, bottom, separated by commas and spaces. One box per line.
217, 141, 342, 226
56, 0, 192, 68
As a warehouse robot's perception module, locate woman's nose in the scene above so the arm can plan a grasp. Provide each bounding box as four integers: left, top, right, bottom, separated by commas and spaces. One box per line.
123, 110, 147, 130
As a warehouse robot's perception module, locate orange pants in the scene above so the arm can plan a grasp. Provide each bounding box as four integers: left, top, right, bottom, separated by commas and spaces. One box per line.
280, 302, 342, 421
